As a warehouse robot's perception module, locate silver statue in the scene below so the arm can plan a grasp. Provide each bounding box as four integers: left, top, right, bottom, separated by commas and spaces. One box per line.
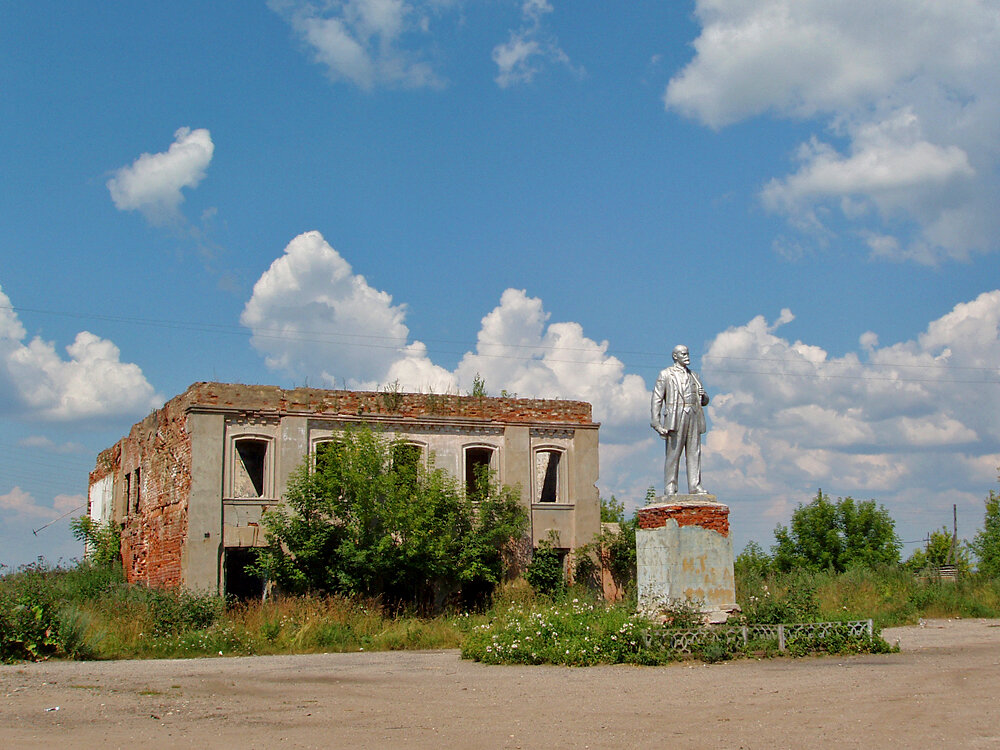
650, 344, 710, 495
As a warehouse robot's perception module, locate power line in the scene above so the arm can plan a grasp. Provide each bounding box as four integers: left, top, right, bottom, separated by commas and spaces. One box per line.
4, 303, 999, 384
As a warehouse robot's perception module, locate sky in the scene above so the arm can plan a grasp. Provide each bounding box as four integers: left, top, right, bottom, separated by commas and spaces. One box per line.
2, 0, 1000, 569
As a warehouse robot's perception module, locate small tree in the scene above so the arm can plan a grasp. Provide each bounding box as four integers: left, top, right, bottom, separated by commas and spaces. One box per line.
70, 517, 121, 568
526, 538, 565, 596
971, 489, 1000, 577
772, 490, 900, 572
735, 540, 772, 579
905, 527, 970, 574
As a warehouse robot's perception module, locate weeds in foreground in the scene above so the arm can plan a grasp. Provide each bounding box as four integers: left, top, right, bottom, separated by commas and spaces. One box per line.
2, 559, 995, 664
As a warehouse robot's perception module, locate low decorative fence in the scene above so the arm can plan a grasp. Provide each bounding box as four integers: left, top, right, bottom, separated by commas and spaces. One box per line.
641, 619, 874, 654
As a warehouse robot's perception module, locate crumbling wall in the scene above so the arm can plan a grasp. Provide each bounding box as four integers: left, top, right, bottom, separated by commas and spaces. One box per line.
180, 382, 595, 425
115, 397, 194, 589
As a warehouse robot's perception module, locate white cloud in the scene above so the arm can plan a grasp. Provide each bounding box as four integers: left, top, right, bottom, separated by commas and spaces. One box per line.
18, 436, 87, 454
665, 0, 1000, 262
0, 285, 162, 421
493, 0, 580, 88
454, 289, 648, 431
272, 0, 441, 90
241, 231, 454, 390
242, 233, 649, 430
0, 487, 81, 521
700, 291, 1000, 513
107, 127, 214, 225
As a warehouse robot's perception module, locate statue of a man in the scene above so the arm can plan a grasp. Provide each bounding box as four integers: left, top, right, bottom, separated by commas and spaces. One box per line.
650, 344, 710, 496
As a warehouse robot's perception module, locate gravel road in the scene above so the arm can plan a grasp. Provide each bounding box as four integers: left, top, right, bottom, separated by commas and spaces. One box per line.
2, 618, 999, 749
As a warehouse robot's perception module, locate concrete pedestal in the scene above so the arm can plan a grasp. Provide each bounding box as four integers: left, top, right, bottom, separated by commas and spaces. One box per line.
636, 495, 738, 623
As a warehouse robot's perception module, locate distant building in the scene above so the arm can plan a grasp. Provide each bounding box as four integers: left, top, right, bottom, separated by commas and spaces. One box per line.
88, 382, 601, 597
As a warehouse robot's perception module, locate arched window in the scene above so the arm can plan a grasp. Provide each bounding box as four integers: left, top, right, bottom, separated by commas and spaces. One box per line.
465, 446, 495, 501
535, 449, 562, 503
233, 437, 270, 498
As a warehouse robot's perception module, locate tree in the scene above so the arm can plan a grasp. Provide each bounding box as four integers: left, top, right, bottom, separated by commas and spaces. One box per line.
70, 517, 121, 568
905, 527, 970, 574
772, 490, 900, 572
253, 426, 527, 611
574, 495, 636, 593
971, 490, 1000, 577
735, 541, 772, 578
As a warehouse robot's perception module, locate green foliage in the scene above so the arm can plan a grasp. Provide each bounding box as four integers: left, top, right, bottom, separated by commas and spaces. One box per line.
469, 373, 487, 397
70, 516, 122, 568
574, 496, 637, 594
253, 425, 527, 611
461, 595, 659, 666
772, 490, 901, 572
461, 592, 896, 666
525, 539, 565, 596
600, 494, 626, 523
971, 490, 1000, 577
905, 526, 971, 574
738, 573, 820, 624
735, 541, 772, 579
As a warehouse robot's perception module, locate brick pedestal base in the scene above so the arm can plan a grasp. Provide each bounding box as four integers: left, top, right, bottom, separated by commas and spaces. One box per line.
636, 495, 738, 623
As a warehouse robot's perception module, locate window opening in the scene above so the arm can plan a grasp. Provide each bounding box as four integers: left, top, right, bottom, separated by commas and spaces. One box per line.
465, 447, 494, 501
234, 439, 268, 498
224, 548, 265, 602
392, 443, 422, 490
123, 472, 131, 515
133, 468, 141, 513
535, 450, 561, 503
314, 440, 345, 474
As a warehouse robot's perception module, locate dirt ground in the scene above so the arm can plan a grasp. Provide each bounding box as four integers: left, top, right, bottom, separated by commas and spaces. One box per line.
2, 618, 999, 749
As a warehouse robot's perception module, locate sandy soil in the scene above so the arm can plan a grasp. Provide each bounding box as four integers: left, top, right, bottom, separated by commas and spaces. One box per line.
2, 618, 999, 749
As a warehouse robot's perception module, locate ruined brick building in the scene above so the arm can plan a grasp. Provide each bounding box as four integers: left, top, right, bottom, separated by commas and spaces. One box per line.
88, 382, 600, 597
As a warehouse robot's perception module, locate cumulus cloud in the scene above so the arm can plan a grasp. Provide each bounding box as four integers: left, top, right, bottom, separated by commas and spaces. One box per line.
241, 231, 454, 390
271, 0, 442, 90
107, 127, 214, 225
0, 285, 162, 421
243, 233, 648, 432
700, 290, 1000, 533
665, 0, 1000, 262
493, 0, 580, 88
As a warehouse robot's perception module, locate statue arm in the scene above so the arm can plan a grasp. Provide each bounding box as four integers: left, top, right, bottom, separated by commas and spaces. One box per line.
693, 371, 709, 406
650, 373, 666, 433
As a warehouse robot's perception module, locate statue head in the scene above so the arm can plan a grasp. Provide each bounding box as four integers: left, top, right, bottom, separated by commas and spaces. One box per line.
672, 345, 690, 366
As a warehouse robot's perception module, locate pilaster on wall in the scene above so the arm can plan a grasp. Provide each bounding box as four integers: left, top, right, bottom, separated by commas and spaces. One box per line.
183, 412, 224, 593
278, 415, 309, 499
503, 425, 531, 510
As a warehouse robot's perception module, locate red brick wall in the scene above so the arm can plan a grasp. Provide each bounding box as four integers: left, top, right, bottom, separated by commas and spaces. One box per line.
108, 397, 193, 589
179, 382, 595, 424
637, 503, 730, 537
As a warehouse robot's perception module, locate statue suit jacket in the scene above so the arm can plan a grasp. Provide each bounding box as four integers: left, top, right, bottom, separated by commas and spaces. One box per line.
651, 365, 708, 435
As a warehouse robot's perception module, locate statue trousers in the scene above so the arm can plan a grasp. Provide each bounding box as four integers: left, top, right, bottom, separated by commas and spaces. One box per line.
664, 408, 703, 494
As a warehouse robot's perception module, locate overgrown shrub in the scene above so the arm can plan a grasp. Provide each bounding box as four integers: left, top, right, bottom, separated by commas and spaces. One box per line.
253, 425, 527, 612
526, 540, 565, 596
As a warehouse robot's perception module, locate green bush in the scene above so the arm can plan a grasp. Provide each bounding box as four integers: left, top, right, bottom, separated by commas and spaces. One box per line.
253, 425, 527, 612
525, 540, 565, 596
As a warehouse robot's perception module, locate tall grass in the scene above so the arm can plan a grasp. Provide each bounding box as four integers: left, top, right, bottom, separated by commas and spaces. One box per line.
4, 559, 1000, 663
737, 565, 1000, 627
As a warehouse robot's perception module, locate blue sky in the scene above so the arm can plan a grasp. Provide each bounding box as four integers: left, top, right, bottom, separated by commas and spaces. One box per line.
3, 1, 999, 569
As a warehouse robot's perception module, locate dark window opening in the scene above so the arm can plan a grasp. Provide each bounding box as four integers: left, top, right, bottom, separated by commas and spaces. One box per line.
315, 440, 345, 474
466, 447, 494, 501
123, 472, 131, 515
133, 468, 141, 513
536, 450, 560, 503
234, 439, 267, 498
392, 443, 423, 489
224, 548, 264, 602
